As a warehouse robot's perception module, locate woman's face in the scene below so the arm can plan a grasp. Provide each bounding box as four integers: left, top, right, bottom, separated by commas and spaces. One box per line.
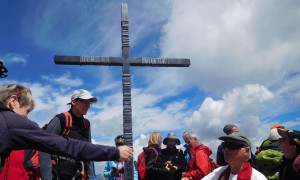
13, 101, 31, 117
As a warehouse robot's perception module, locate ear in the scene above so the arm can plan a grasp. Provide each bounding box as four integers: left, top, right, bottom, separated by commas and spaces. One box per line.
71, 99, 77, 106
7, 95, 18, 110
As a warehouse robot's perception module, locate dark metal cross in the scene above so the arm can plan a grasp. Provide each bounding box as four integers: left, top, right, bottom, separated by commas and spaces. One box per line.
54, 3, 190, 180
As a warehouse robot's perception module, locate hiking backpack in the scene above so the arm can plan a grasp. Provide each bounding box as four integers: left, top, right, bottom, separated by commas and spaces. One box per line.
24, 112, 89, 179
193, 146, 219, 173
208, 158, 219, 172
137, 147, 158, 180
256, 149, 283, 170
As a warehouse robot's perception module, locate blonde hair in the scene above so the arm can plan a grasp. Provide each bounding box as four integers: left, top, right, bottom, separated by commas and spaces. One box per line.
148, 132, 162, 147
0, 84, 35, 111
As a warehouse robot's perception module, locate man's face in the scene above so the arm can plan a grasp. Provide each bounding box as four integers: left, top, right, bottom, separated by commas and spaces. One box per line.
278, 138, 296, 158
71, 98, 92, 116
167, 139, 176, 149
184, 135, 197, 147
222, 141, 249, 164
231, 127, 239, 133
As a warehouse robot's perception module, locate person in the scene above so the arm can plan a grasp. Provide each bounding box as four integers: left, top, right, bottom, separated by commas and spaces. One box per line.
217, 124, 257, 169
277, 128, 300, 180
161, 133, 186, 180
202, 132, 267, 180
0, 84, 133, 176
182, 132, 191, 170
0, 84, 37, 179
181, 131, 212, 180
255, 124, 286, 180
39, 89, 99, 179
103, 135, 138, 180
145, 132, 170, 180
216, 124, 239, 166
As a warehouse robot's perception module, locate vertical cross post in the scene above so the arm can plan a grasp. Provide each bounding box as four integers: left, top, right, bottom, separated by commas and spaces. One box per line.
54, 3, 190, 180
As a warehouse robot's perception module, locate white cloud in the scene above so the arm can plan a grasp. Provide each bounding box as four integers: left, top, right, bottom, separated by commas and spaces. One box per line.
41, 73, 83, 87
160, 0, 300, 94
184, 84, 276, 157
2, 53, 28, 64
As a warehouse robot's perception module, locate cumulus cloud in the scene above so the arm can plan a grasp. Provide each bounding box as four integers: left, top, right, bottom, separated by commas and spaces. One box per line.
185, 84, 275, 155
41, 73, 83, 87
159, 0, 300, 94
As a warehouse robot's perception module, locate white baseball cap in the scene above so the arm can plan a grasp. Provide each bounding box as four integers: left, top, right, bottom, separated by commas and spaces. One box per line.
68, 89, 97, 104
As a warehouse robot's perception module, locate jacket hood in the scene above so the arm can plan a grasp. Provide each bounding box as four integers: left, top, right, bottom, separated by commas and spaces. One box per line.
191, 144, 212, 156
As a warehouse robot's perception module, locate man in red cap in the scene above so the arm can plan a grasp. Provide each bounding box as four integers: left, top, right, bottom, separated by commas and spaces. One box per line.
277, 129, 300, 180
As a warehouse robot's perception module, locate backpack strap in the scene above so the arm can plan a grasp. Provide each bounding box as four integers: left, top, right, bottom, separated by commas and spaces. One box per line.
83, 118, 89, 129
61, 112, 72, 136
146, 147, 158, 161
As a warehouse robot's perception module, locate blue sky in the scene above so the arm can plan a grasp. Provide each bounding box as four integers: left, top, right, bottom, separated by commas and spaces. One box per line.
1, 0, 300, 175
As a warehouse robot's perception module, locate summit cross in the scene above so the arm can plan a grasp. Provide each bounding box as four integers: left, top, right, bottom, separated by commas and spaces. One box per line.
54, 3, 190, 180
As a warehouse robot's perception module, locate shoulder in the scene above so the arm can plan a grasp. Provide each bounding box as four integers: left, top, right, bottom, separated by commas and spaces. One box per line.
202, 166, 228, 180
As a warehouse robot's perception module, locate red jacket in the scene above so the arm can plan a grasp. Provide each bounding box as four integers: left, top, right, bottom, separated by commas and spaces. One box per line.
183, 144, 212, 179
0, 150, 28, 180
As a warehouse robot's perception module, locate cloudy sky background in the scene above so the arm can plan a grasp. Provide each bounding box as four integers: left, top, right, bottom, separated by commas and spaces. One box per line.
1, 0, 300, 175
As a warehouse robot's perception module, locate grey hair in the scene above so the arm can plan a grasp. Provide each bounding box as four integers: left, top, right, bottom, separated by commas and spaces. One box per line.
183, 131, 199, 142
0, 84, 35, 111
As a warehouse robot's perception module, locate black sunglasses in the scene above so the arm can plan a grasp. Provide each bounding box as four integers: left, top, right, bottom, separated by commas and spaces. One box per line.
222, 142, 246, 150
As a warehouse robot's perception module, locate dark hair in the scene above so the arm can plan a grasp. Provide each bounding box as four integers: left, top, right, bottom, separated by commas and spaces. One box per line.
114, 135, 124, 146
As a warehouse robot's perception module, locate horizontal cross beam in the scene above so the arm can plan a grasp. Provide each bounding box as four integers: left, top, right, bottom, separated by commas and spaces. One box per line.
55, 55, 190, 67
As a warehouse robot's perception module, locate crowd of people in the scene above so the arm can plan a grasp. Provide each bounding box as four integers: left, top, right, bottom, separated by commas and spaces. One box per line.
135, 125, 300, 180
0, 83, 299, 180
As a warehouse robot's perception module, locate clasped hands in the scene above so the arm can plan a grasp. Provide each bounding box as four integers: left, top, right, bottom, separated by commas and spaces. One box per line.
165, 161, 178, 172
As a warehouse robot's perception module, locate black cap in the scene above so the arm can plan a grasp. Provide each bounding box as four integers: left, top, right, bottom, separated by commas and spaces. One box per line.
277, 129, 300, 147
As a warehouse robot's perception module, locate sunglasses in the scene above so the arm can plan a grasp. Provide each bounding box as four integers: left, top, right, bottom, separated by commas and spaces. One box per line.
76, 98, 94, 105
222, 142, 246, 150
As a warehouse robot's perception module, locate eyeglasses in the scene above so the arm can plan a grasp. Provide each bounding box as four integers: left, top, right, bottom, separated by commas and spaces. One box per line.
76, 98, 94, 105
222, 142, 246, 150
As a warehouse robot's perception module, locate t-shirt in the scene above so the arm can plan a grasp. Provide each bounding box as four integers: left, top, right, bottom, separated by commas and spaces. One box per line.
202, 165, 267, 180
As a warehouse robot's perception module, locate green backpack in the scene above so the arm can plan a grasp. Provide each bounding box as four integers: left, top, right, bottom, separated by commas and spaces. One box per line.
256, 149, 283, 170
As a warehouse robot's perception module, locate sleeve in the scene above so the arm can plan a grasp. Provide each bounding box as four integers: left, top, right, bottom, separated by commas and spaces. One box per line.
39, 116, 61, 180
177, 149, 187, 173
103, 161, 115, 179
7, 113, 120, 161
183, 149, 211, 179
145, 149, 167, 176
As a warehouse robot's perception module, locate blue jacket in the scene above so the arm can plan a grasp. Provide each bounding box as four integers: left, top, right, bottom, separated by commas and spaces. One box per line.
183, 144, 190, 170
0, 102, 119, 171
103, 160, 138, 180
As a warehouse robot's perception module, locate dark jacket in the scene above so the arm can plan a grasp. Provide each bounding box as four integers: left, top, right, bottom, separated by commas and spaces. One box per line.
40, 110, 93, 179
216, 143, 227, 166
279, 156, 300, 180
161, 148, 186, 180
145, 146, 168, 180
0, 102, 119, 173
